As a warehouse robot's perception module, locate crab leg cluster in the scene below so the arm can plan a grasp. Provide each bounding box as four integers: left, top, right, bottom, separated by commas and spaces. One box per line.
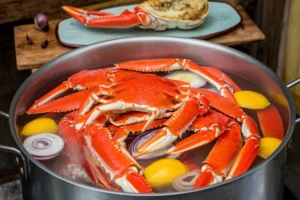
59, 112, 152, 192
85, 126, 152, 193
27, 58, 272, 192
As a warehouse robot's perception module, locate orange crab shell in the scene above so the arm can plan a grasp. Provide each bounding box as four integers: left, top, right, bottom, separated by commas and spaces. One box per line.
111, 74, 182, 108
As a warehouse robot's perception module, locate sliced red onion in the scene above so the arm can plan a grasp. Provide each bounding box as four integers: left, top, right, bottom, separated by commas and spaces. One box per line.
23, 133, 64, 160
129, 128, 182, 160
172, 170, 201, 191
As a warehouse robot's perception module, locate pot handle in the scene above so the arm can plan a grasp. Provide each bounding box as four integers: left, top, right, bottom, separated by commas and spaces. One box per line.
286, 78, 300, 123
0, 110, 29, 181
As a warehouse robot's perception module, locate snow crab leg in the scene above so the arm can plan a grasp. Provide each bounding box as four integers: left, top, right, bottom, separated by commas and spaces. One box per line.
27, 68, 140, 113
85, 125, 153, 193
193, 121, 242, 188
62, 6, 150, 28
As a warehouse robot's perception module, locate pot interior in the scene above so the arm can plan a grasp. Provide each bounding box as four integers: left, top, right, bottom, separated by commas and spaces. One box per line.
9, 36, 295, 195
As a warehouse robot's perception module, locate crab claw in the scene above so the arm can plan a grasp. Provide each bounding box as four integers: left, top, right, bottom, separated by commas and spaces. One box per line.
62, 6, 150, 28
194, 122, 242, 188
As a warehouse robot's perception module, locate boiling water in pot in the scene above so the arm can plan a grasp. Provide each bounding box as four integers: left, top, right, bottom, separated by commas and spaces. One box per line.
16, 66, 284, 193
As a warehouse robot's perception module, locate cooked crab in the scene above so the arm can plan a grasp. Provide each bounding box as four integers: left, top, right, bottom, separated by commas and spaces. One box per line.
62, 0, 209, 30
27, 58, 271, 192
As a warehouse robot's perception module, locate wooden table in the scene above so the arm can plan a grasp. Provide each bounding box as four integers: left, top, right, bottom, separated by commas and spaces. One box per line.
14, 4, 265, 71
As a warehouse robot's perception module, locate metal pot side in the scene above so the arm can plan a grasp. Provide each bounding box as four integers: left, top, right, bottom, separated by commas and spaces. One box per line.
9, 37, 296, 200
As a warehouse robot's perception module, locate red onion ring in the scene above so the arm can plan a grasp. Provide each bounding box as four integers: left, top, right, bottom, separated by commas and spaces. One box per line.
172, 170, 201, 191
23, 133, 64, 160
129, 128, 182, 160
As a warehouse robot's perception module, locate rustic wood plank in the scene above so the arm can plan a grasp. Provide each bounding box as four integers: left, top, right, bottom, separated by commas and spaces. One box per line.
14, 3, 265, 70
14, 20, 71, 70
284, 0, 300, 114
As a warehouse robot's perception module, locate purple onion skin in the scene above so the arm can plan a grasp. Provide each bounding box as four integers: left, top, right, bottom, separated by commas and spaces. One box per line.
41, 40, 48, 49
26, 34, 33, 45
34, 13, 49, 32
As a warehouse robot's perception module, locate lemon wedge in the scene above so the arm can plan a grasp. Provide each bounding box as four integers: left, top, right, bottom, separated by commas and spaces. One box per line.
21, 118, 58, 136
233, 91, 271, 109
165, 70, 207, 88
144, 158, 189, 188
258, 137, 282, 159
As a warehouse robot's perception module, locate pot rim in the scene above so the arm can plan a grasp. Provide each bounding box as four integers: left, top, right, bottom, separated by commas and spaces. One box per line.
9, 36, 296, 196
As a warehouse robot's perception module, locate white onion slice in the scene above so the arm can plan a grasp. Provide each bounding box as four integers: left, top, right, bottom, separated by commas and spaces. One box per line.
23, 133, 64, 160
165, 70, 207, 88
172, 170, 201, 191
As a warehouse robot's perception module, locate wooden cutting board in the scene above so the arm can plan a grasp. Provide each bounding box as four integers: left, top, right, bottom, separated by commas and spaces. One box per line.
14, 4, 265, 70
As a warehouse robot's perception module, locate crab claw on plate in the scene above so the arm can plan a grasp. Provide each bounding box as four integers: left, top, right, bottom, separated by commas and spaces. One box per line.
62, 0, 209, 30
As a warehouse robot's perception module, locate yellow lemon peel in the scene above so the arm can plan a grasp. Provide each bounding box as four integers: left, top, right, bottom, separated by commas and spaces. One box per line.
234, 91, 271, 109
21, 118, 58, 136
144, 158, 189, 188
258, 137, 282, 159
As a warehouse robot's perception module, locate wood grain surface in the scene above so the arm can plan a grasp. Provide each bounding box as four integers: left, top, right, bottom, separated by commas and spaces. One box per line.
14, 3, 265, 70
284, 0, 300, 114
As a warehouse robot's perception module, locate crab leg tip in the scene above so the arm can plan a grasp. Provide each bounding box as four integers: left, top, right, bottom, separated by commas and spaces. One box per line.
194, 170, 215, 188
126, 171, 153, 193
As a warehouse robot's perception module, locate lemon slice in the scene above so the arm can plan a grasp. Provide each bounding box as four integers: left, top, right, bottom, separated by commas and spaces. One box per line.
21, 118, 59, 136
258, 137, 282, 159
144, 158, 189, 188
233, 91, 270, 109
165, 70, 207, 88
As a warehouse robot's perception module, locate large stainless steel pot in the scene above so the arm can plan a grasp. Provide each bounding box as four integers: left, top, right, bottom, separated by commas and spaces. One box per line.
0, 36, 299, 200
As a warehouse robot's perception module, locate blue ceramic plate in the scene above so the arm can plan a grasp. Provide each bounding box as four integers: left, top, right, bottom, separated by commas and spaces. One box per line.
57, 2, 241, 47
